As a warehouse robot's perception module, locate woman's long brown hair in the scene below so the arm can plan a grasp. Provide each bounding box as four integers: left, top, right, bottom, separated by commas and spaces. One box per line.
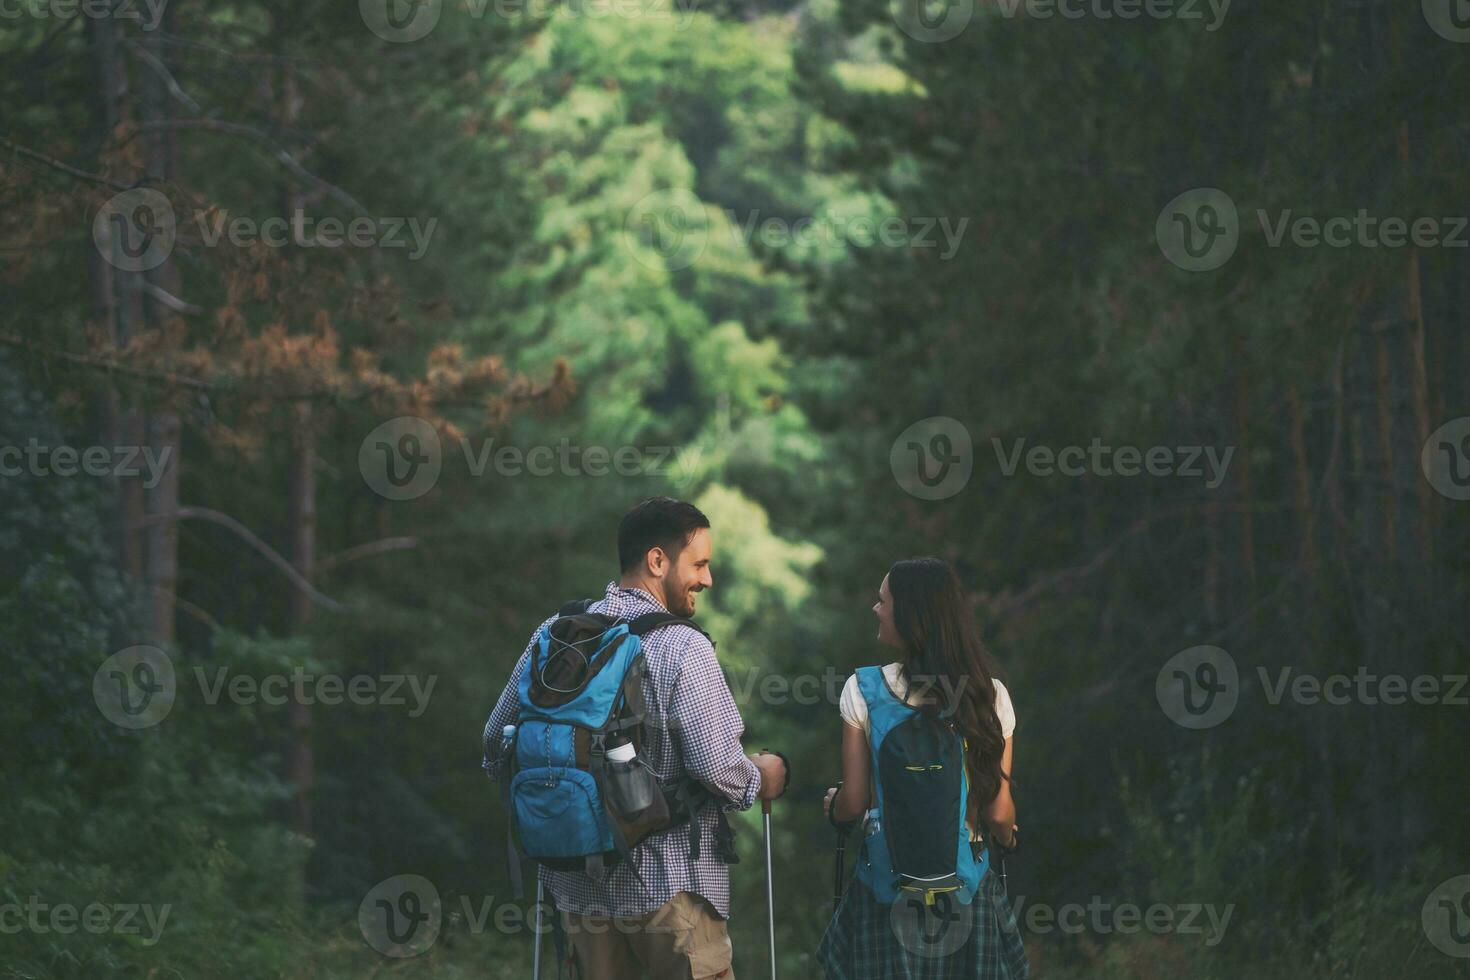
887, 557, 1008, 829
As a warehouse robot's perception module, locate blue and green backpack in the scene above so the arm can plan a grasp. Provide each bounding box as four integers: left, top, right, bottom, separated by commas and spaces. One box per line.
853, 665, 989, 907
499, 599, 736, 891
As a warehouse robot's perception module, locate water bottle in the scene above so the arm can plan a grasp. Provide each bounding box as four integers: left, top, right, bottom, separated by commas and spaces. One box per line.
606, 732, 637, 764
603, 732, 654, 813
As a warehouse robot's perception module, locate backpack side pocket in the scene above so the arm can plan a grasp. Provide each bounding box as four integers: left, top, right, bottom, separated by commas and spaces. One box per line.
602, 757, 672, 846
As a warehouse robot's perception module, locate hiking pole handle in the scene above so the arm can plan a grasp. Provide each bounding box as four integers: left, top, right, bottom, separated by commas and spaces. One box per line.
826, 780, 857, 836
831, 780, 848, 913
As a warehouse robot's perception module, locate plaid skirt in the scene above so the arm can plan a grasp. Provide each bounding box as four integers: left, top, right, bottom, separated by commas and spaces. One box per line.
816, 866, 1029, 980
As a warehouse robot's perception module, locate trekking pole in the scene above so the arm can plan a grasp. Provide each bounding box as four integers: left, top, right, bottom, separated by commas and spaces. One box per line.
532, 867, 544, 980
762, 797, 777, 980
996, 828, 1018, 899
830, 780, 854, 913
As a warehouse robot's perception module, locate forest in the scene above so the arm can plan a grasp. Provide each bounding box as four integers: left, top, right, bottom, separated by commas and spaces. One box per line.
2, 0, 1469, 976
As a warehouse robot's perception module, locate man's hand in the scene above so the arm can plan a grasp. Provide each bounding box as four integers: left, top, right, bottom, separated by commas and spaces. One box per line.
752, 751, 787, 800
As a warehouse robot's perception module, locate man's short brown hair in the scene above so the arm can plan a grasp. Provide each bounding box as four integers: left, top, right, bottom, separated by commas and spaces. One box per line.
617, 497, 711, 573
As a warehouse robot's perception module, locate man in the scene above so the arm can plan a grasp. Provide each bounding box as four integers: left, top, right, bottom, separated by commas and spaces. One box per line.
483, 496, 788, 979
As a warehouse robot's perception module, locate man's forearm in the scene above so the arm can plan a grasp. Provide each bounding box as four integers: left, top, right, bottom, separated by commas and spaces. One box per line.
695, 753, 761, 811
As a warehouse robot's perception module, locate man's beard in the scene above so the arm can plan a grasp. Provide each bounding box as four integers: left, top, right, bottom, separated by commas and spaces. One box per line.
670, 587, 698, 617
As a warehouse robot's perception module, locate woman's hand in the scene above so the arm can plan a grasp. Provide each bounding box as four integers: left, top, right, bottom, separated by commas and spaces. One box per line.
823, 785, 839, 818
991, 823, 1018, 851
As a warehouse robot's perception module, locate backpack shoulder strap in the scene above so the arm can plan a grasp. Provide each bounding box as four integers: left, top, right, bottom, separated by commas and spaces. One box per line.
558, 598, 595, 617
856, 665, 913, 748
855, 665, 894, 708
626, 612, 710, 642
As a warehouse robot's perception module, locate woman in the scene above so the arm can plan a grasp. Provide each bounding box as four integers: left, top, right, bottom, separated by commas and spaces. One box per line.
817, 558, 1028, 979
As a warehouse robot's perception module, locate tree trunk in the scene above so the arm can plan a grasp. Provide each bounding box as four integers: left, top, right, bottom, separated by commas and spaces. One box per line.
288, 399, 317, 838
89, 15, 147, 584
279, 60, 317, 840
140, 8, 182, 647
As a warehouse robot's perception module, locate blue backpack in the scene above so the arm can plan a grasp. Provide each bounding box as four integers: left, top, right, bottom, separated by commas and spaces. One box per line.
498, 599, 736, 887
852, 665, 989, 907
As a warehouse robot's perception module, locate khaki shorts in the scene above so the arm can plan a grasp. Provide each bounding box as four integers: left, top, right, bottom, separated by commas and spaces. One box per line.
561, 890, 735, 980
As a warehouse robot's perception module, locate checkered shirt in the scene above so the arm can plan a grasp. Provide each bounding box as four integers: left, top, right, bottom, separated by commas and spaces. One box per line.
483, 582, 761, 919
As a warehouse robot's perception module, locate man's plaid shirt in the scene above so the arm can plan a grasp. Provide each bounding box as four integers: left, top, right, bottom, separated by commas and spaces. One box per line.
482, 582, 761, 919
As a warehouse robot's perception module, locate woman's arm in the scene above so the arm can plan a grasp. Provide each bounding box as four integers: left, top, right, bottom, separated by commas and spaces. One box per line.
983, 735, 1016, 848
825, 722, 871, 824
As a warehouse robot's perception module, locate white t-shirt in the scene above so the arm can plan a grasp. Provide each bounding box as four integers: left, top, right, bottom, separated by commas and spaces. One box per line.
838, 663, 1015, 842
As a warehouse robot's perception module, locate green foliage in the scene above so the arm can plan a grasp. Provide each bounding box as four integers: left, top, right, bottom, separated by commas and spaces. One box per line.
4, 0, 1468, 974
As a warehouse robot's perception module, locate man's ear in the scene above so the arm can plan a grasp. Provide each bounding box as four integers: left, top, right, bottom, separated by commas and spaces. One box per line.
646, 546, 668, 579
